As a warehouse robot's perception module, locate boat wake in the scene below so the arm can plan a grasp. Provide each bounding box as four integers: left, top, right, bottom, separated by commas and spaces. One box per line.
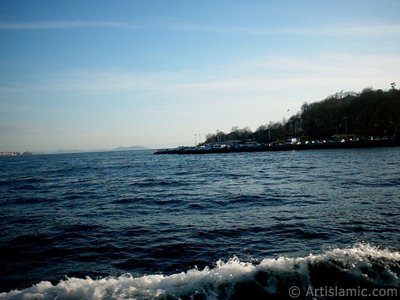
1, 243, 399, 299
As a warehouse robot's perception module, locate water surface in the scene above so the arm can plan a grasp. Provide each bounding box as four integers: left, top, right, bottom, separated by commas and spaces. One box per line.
0, 148, 399, 298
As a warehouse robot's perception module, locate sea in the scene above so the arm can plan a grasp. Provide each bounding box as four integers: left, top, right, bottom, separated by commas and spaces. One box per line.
0, 148, 399, 299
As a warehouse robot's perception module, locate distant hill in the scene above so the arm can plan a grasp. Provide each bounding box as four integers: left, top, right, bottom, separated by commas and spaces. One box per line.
52, 149, 83, 154
204, 86, 400, 144
112, 146, 148, 151
52, 146, 148, 154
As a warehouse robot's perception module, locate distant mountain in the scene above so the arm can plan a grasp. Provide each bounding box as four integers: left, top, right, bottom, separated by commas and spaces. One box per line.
51, 146, 148, 154
52, 149, 83, 154
112, 145, 148, 151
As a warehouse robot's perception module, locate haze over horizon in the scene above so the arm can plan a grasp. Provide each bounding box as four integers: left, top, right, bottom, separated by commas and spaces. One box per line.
1, 0, 399, 152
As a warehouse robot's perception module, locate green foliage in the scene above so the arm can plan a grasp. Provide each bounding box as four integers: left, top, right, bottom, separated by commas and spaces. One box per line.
203, 86, 400, 144
301, 88, 400, 138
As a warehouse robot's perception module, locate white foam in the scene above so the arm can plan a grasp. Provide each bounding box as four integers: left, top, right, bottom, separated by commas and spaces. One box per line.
1, 243, 399, 300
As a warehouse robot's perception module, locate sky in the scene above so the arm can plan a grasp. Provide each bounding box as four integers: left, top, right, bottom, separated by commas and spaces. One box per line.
1, 0, 399, 152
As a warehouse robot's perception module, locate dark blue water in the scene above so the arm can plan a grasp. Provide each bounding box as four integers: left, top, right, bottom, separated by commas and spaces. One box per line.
0, 148, 399, 299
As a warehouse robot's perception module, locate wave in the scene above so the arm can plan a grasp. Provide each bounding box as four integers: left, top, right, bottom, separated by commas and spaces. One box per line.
1, 243, 399, 300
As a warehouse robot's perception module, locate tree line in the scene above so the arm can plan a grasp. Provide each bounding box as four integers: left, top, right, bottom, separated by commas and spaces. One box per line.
204, 85, 400, 144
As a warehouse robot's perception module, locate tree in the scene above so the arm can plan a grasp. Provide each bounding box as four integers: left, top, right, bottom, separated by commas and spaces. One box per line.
204, 86, 400, 144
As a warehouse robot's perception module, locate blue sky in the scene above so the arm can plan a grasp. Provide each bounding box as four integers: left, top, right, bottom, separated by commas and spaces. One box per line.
1, 0, 399, 151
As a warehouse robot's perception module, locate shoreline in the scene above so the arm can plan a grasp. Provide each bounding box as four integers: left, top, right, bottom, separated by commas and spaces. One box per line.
154, 138, 400, 155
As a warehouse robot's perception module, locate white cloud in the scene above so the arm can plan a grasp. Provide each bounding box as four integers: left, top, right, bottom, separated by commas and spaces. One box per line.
1, 20, 399, 38
6, 52, 399, 100
170, 22, 400, 37
0, 103, 31, 113
0, 21, 129, 30
281, 24, 400, 37
2, 51, 398, 150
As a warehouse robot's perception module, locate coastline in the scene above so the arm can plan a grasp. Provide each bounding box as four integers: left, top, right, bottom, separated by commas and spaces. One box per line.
154, 137, 400, 155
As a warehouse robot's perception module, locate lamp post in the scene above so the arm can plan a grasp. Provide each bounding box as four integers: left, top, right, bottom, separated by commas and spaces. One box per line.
344, 116, 348, 138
